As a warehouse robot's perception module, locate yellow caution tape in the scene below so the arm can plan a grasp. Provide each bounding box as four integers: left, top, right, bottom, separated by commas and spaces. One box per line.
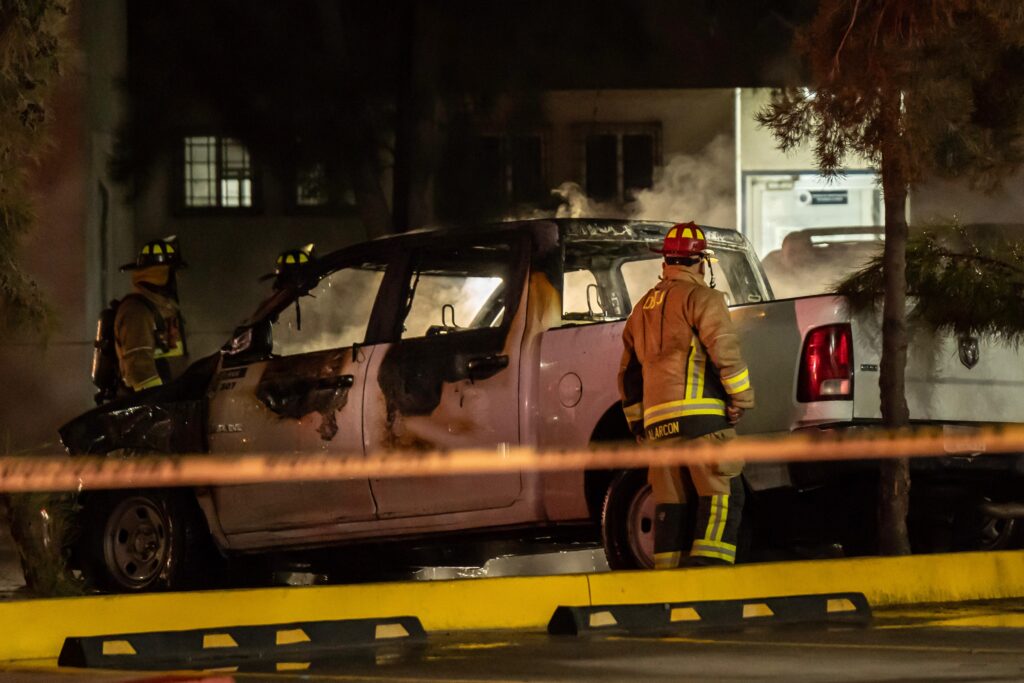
0, 424, 1018, 493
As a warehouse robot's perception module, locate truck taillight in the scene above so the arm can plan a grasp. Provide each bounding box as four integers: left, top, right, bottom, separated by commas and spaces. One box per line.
798, 324, 853, 402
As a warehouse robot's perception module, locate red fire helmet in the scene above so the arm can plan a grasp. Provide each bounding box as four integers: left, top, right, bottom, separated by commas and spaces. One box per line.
653, 221, 708, 258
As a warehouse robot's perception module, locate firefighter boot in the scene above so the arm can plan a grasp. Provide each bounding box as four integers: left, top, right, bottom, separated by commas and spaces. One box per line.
652, 503, 687, 569
683, 476, 745, 567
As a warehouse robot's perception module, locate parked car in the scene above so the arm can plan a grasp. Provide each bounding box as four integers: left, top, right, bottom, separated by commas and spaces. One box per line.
60, 218, 1024, 592
760, 226, 884, 299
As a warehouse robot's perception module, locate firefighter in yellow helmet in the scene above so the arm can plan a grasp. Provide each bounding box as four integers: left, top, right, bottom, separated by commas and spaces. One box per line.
618, 222, 755, 568
114, 236, 189, 392
260, 244, 316, 291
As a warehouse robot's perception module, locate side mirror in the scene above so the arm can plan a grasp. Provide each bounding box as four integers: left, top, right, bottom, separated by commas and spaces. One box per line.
223, 319, 273, 364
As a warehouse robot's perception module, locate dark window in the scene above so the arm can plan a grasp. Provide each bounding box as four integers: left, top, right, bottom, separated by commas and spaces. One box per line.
509, 136, 545, 204
475, 136, 504, 209
578, 124, 661, 203
623, 134, 654, 195
585, 134, 618, 201
468, 134, 545, 208
183, 136, 253, 208
294, 163, 356, 210
296, 163, 329, 207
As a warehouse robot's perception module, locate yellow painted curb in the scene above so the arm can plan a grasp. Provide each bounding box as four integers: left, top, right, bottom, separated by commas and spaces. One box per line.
0, 550, 1021, 663
0, 574, 590, 663
587, 550, 1024, 607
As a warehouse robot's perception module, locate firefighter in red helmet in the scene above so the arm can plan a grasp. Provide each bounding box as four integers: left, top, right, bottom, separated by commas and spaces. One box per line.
618, 222, 755, 568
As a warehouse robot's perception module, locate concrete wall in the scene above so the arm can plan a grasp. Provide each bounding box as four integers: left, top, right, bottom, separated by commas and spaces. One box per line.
543, 88, 735, 187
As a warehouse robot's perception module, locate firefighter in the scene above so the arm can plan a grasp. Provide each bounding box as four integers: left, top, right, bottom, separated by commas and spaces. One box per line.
114, 236, 189, 392
259, 243, 316, 291
618, 222, 755, 568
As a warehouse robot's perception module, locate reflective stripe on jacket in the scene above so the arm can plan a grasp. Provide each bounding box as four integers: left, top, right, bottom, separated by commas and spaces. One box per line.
114, 288, 188, 391
617, 266, 754, 441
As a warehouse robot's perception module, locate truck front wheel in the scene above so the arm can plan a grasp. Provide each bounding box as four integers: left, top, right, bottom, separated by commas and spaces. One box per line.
601, 469, 662, 569
78, 490, 216, 593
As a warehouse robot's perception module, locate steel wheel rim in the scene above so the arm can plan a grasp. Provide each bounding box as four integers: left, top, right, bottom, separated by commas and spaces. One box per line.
102, 496, 171, 589
977, 516, 1016, 550
626, 483, 656, 569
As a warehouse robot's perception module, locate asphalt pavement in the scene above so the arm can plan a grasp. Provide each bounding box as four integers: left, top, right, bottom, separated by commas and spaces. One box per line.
3, 601, 1024, 682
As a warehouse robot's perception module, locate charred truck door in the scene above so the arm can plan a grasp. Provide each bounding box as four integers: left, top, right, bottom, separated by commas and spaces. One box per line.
362, 234, 529, 518
206, 257, 393, 543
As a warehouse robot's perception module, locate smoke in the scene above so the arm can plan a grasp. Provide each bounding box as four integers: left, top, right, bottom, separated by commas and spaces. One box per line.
630, 135, 736, 227
273, 270, 384, 356
553, 183, 626, 220
508, 135, 738, 229
274, 270, 505, 355
761, 236, 882, 299
402, 276, 503, 337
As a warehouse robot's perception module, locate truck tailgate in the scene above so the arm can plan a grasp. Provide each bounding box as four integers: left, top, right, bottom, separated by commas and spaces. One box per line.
730, 296, 855, 434
852, 318, 1024, 423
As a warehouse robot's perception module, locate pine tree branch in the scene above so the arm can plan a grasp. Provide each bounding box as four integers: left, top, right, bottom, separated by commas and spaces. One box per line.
833, 0, 861, 78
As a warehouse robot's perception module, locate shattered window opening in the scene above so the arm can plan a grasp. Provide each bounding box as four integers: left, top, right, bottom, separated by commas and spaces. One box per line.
564, 238, 763, 323
272, 262, 386, 356
401, 243, 512, 340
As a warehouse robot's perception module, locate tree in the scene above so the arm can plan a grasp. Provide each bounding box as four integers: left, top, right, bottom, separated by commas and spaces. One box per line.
0, 0, 80, 596
0, 0, 67, 336
758, 1, 1024, 554
838, 222, 1024, 342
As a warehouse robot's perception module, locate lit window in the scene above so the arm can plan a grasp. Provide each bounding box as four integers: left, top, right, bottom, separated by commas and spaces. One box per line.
183, 136, 253, 208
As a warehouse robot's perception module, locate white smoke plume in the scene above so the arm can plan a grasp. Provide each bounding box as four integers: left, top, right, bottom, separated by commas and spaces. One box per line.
546, 134, 737, 227
630, 134, 736, 228
553, 182, 626, 219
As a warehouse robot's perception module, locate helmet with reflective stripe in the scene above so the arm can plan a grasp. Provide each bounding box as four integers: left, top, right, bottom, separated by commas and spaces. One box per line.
653, 221, 707, 258
120, 235, 187, 271
260, 243, 316, 285
276, 244, 314, 270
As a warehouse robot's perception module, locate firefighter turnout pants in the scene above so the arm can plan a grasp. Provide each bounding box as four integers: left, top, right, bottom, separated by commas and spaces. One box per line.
647, 429, 744, 568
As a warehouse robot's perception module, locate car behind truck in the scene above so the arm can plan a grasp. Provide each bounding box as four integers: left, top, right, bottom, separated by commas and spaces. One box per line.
60, 218, 1024, 592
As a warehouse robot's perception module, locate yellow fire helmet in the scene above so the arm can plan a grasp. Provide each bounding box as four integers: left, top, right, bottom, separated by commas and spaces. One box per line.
120, 235, 187, 271
260, 243, 316, 286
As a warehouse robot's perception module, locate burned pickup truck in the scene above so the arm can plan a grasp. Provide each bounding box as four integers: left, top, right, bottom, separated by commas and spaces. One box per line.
61, 218, 1024, 592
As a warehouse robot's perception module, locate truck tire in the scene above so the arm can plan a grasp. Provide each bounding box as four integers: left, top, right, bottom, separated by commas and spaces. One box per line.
952, 500, 1023, 552
601, 469, 661, 570
78, 490, 215, 593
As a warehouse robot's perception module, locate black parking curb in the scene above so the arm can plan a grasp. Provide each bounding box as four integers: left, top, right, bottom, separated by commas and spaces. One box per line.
547, 592, 871, 636
57, 616, 426, 670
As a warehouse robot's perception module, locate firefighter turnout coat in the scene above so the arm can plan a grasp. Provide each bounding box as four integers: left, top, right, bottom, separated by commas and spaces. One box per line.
114, 286, 188, 392
618, 266, 754, 441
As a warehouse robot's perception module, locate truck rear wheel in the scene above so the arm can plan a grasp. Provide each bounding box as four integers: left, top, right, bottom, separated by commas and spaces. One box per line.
601, 469, 661, 570
952, 499, 1023, 552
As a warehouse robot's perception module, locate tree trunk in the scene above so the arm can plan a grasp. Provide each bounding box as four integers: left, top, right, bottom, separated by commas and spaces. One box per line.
392, 0, 438, 232
352, 156, 394, 240
878, 138, 912, 556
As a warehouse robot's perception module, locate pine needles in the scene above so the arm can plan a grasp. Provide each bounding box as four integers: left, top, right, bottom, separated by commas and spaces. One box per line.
0, 1, 68, 337
836, 222, 1024, 341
